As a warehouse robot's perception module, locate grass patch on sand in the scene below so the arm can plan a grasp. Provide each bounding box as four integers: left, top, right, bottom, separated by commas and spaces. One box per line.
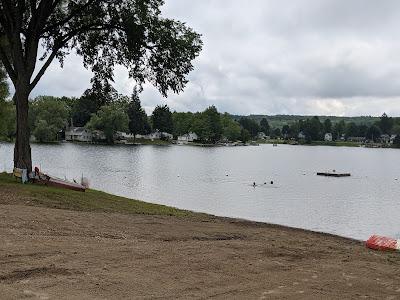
0, 173, 194, 217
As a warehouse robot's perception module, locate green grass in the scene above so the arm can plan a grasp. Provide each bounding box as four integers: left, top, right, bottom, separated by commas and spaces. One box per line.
0, 173, 194, 217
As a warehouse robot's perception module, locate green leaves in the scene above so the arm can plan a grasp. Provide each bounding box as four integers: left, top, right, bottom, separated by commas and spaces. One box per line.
151, 104, 173, 133
127, 94, 150, 136
30, 96, 70, 142
86, 103, 129, 143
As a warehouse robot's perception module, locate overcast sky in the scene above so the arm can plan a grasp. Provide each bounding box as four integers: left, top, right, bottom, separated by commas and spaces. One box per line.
30, 0, 400, 116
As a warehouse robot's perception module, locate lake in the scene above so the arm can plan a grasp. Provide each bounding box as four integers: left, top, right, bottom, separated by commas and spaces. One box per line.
1, 142, 400, 241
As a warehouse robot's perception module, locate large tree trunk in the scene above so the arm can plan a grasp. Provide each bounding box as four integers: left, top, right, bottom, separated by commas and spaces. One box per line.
13, 80, 32, 173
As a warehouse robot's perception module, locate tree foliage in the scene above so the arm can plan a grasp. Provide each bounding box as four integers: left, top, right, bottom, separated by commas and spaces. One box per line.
30, 96, 70, 142
238, 117, 260, 137
86, 103, 129, 143
260, 117, 270, 135
0, 0, 202, 171
151, 104, 173, 133
127, 93, 150, 137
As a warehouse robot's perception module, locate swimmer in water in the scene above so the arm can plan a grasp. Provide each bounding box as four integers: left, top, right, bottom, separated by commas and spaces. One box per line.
270, 181, 274, 185
253, 182, 256, 187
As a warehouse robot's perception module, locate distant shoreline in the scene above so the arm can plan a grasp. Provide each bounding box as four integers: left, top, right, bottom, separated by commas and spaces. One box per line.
1, 139, 399, 149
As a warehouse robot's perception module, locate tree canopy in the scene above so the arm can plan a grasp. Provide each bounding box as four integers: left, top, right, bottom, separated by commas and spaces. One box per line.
151, 104, 173, 133
30, 96, 69, 142
127, 92, 150, 137
0, 0, 202, 171
87, 103, 129, 143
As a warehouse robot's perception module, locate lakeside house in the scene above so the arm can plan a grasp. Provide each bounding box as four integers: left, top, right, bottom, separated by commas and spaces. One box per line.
380, 134, 391, 144
298, 132, 306, 139
177, 132, 198, 143
324, 133, 333, 142
115, 131, 135, 140
146, 130, 173, 141
257, 132, 268, 140
92, 130, 107, 142
65, 127, 93, 142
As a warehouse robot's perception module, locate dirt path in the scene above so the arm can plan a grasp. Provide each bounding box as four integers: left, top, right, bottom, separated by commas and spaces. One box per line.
0, 203, 400, 299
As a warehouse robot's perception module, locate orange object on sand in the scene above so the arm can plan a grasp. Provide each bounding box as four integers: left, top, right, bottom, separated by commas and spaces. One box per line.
366, 235, 399, 251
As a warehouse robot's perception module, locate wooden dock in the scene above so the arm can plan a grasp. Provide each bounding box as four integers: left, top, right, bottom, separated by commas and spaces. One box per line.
317, 172, 351, 177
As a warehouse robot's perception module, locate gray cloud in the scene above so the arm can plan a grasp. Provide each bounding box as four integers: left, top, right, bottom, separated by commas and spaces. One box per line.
28, 0, 400, 116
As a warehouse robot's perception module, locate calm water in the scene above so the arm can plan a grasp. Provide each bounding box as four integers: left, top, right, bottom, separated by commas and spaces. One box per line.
1, 142, 400, 240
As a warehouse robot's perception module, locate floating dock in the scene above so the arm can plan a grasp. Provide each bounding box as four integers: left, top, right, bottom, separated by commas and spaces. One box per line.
317, 172, 351, 177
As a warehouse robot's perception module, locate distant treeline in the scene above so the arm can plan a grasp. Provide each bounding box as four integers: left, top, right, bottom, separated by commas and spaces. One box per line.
1, 80, 399, 145
231, 114, 379, 129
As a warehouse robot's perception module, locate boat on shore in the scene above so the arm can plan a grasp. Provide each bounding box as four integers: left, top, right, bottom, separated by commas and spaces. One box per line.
32, 169, 86, 192
46, 177, 86, 192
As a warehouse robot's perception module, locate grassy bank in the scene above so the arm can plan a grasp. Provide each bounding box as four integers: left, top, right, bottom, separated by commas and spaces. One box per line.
0, 173, 193, 217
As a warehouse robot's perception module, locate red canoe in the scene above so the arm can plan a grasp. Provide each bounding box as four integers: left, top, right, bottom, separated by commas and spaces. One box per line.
366, 235, 400, 252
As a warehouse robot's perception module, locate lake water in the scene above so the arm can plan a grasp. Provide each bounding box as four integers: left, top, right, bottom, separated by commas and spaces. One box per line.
1, 142, 400, 241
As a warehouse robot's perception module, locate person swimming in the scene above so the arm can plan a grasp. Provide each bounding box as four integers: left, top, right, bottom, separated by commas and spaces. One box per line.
253, 182, 256, 187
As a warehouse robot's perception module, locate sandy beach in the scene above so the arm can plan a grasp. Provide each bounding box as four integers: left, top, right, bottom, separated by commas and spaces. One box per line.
0, 176, 400, 299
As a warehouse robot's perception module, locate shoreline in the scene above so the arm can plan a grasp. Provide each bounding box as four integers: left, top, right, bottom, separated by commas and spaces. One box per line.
3, 139, 400, 150
1, 173, 400, 298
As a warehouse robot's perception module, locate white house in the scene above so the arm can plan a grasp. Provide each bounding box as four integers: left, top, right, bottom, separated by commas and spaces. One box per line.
92, 130, 107, 142
115, 131, 135, 140
177, 132, 198, 143
390, 134, 397, 144
65, 127, 93, 142
143, 130, 173, 140
257, 132, 267, 140
161, 132, 173, 140
324, 133, 333, 142
381, 134, 391, 144
298, 131, 306, 139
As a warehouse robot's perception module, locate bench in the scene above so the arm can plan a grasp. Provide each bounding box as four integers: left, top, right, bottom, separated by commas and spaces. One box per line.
13, 167, 28, 184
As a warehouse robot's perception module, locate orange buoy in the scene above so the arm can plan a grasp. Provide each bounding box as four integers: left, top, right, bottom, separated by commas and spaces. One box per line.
366, 235, 399, 251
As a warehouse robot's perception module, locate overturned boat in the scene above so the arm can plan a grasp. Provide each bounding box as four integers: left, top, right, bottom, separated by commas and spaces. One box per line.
32, 168, 86, 192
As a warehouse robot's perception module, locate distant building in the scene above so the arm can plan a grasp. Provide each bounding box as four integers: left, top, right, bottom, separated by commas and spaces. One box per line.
177, 132, 198, 143
298, 132, 306, 139
324, 133, 333, 142
390, 134, 397, 144
380, 134, 391, 144
115, 131, 135, 140
161, 132, 173, 140
92, 130, 107, 142
65, 127, 92, 142
144, 130, 174, 141
257, 132, 267, 140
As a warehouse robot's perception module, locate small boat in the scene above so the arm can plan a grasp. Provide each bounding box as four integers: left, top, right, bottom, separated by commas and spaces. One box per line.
46, 177, 86, 192
366, 235, 400, 252
33, 170, 86, 192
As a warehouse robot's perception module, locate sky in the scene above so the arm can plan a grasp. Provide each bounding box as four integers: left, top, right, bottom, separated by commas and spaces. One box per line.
27, 0, 400, 116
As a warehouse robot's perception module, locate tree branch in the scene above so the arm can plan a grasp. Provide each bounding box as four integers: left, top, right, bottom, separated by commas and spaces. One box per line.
29, 45, 58, 91
41, 0, 99, 35
0, 43, 17, 83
